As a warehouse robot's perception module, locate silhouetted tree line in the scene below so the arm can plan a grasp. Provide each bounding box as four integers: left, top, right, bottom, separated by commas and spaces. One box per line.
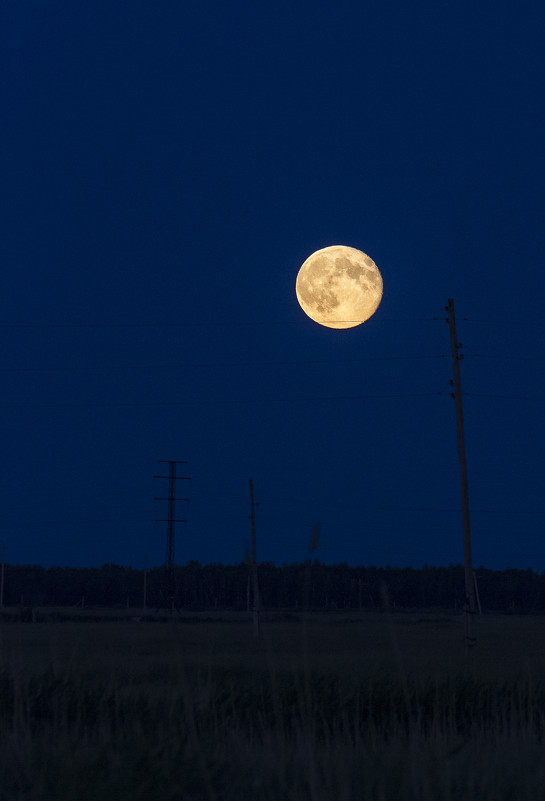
3, 561, 545, 613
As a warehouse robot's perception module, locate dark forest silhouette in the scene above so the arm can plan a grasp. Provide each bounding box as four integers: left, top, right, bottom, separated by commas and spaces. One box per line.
2, 561, 545, 613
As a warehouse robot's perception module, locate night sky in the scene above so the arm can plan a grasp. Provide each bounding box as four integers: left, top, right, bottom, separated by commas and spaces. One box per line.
3, 1, 545, 571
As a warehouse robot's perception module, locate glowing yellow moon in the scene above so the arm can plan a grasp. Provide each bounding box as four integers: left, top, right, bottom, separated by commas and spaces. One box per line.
296, 245, 383, 329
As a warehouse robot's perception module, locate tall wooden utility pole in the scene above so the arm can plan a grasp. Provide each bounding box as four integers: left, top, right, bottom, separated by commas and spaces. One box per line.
248, 479, 261, 637
447, 298, 477, 647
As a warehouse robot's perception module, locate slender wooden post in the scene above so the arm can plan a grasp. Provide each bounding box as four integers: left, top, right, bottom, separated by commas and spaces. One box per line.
473, 571, 482, 615
0, 548, 5, 609
143, 555, 148, 611
249, 479, 261, 637
447, 298, 476, 647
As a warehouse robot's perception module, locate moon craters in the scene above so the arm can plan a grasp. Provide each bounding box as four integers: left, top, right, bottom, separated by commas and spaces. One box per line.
296, 245, 383, 329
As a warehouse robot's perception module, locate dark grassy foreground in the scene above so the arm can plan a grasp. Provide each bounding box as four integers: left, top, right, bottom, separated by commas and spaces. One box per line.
1, 610, 545, 800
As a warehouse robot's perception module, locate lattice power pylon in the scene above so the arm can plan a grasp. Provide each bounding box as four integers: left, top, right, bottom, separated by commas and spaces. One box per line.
153, 460, 190, 614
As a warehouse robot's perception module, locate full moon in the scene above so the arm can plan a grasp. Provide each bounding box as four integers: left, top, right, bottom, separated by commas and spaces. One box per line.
296, 245, 383, 329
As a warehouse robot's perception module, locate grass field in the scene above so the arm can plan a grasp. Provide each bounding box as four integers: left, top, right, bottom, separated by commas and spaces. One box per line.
1, 609, 544, 800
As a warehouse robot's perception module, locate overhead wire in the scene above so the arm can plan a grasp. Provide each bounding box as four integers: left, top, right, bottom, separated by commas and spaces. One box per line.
0, 314, 542, 330
0, 392, 444, 409
0, 354, 448, 372
1, 315, 542, 329
464, 354, 545, 362
467, 393, 545, 402
7, 501, 545, 529
460, 318, 543, 326
0, 317, 442, 329
259, 496, 545, 516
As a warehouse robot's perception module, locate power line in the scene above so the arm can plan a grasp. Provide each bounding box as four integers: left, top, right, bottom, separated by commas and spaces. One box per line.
0, 392, 444, 409
0, 354, 448, 373
6, 503, 545, 528
4, 316, 543, 329
460, 318, 543, 327
6, 515, 154, 526
0, 317, 442, 329
467, 393, 545, 402
262, 497, 545, 516
454, 351, 545, 363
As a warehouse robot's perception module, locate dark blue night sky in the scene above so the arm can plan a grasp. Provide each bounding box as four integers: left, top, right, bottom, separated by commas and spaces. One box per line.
3, 1, 545, 571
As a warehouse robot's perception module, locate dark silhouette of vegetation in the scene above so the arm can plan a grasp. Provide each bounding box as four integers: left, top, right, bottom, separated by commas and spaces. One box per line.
3, 561, 545, 613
